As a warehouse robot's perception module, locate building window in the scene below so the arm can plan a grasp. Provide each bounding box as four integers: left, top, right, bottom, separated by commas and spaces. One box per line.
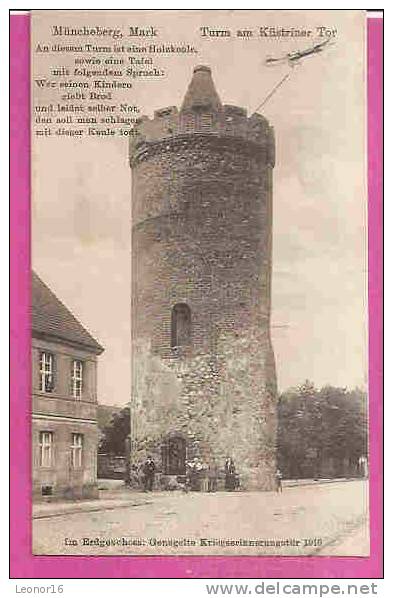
71, 359, 83, 399
39, 431, 53, 467
71, 433, 83, 468
171, 303, 192, 348
39, 351, 54, 393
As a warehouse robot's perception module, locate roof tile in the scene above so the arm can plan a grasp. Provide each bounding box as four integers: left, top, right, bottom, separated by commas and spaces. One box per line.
31, 271, 104, 354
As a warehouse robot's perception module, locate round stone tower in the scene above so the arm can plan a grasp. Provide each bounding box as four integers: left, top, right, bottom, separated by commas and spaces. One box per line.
130, 65, 277, 490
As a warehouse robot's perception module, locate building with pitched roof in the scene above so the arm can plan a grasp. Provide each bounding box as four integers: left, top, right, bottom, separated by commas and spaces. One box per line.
32, 272, 104, 500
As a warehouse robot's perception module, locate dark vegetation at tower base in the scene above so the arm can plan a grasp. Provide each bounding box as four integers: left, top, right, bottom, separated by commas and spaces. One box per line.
278, 382, 368, 480
99, 383, 368, 484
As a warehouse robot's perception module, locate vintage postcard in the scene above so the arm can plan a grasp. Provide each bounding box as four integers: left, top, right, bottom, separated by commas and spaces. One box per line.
25, 9, 375, 564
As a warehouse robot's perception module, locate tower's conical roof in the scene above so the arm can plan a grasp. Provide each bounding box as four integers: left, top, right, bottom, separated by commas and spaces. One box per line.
181, 65, 222, 112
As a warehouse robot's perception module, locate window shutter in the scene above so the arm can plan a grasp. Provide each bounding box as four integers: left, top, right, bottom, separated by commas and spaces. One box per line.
80, 361, 84, 397
38, 351, 43, 391
51, 354, 57, 392
70, 358, 74, 397
51, 431, 55, 467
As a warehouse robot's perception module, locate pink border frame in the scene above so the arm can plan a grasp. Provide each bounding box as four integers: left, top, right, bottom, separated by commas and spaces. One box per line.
10, 13, 383, 579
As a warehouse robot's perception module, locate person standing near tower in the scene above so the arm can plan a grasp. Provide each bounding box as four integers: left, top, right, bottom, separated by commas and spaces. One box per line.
275, 468, 283, 493
225, 457, 236, 491
143, 456, 156, 492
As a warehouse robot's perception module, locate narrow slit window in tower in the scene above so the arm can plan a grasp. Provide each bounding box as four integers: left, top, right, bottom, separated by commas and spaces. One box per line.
171, 303, 191, 348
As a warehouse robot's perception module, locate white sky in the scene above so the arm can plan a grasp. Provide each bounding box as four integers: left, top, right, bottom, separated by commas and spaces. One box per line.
32, 10, 367, 405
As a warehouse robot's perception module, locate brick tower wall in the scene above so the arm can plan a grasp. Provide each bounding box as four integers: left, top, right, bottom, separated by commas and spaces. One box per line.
130, 69, 277, 490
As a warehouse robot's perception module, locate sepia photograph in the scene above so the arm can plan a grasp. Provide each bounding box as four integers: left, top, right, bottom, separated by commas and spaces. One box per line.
30, 9, 369, 557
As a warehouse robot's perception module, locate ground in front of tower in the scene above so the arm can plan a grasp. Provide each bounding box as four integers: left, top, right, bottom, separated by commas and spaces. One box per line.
32, 480, 368, 556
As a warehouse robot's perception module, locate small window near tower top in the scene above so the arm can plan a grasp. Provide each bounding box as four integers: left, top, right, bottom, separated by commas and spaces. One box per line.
183, 114, 195, 132
171, 303, 192, 348
200, 113, 213, 130
225, 117, 235, 135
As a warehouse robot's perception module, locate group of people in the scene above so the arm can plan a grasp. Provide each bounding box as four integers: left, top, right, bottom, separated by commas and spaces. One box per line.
185, 456, 240, 492
131, 455, 242, 492
131, 456, 284, 493
186, 457, 217, 492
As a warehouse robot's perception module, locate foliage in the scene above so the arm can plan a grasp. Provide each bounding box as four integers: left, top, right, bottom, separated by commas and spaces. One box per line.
99, 382, 368, 479
99, 406, 130, 456
277, 382, 368, 479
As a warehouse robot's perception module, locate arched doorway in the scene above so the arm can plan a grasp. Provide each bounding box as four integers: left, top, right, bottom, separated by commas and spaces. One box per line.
162, 436, 186, 475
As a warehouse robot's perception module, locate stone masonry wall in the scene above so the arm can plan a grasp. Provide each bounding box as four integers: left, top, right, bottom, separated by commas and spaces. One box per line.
131, 330, 277, 490
130, 103, 277, 490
